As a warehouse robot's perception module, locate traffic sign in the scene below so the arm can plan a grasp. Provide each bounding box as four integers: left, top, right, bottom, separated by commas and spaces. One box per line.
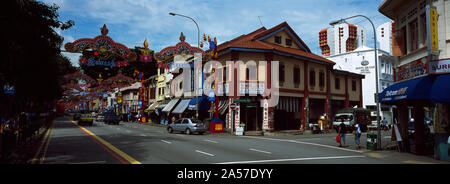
230, 103, 237, 109
208, 89, 215, 101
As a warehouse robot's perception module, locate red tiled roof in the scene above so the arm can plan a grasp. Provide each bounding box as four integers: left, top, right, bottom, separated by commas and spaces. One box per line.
217, 22, 335, 65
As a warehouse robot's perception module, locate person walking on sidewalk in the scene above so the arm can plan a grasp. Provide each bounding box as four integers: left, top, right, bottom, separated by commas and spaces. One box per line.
337, 120, 347, 147
354, 122, 362, 149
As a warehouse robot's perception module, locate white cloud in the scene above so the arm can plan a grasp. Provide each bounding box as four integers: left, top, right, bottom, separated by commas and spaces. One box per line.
41, 0, 391, 55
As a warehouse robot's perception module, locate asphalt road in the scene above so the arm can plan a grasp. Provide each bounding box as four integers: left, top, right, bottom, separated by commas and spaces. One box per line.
31, 116, 448, 164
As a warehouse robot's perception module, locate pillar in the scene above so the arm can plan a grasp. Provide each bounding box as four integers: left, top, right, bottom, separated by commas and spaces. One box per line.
412, 102, 426, 155
302, 62, 309, 130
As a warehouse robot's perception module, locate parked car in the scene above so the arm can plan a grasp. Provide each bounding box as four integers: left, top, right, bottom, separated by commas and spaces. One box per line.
167, 118, 207, 135
96, 115, 105, 122
78, 114, 94, 126
104, 111, 121, 125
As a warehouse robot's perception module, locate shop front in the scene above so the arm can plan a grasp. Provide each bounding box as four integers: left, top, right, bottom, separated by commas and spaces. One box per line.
380, 71, 450, 159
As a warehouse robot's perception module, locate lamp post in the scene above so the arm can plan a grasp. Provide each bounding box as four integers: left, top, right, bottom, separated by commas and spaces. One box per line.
330, 15, 381, 150
169, 12, 200, 118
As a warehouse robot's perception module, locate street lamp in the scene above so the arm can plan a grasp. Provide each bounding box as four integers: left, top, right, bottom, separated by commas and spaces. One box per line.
169, 12, 200, 118
330, 15, 382, 150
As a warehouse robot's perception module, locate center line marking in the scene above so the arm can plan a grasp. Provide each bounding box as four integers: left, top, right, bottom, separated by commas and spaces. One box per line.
249, 148, 272, 154
161, 140, 172, 144
204, 139, 218, 143
195, 150, 215, 157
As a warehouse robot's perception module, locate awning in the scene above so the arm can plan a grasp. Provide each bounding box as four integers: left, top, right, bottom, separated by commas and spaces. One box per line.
431, 74, 450, 103
172, 99, 191, 114
145, 102, 159, 112
379, 76, 433, 103
219, 99, 229, 115
162, 98, 180, 113
188, 96, 210, 110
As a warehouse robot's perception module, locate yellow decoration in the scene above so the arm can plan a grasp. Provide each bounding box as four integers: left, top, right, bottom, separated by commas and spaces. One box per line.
143, 39, 149, 49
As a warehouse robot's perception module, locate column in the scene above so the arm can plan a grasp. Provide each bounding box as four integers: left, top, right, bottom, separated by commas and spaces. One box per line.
301, 62, 309, 130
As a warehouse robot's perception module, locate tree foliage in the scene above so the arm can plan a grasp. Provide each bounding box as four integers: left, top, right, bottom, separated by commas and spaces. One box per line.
0, 0, 76, 113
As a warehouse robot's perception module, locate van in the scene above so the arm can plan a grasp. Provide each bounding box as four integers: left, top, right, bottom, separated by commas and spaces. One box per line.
333, 108, 371, 132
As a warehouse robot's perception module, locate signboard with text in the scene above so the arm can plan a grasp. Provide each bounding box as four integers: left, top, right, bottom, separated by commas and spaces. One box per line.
394, 57, 428, 82
429, 59, 450, 74
426, 5, 439, 56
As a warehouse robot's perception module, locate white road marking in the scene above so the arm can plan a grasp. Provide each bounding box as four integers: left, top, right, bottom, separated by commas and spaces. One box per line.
161, 140, 172, 144
243, 136, 362, 153
204, 139, 219, 144
249, 148, 272, 154
175, 134, 185, 137
215, 155, 365, 164
140, 134, 147, 137
195, 150, 215, 157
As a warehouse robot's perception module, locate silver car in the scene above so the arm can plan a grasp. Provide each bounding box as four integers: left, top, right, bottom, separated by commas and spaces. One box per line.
167, 118, 207, 135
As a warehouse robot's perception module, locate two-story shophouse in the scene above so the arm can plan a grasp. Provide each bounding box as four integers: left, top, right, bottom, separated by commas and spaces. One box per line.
214, 22, 365, 133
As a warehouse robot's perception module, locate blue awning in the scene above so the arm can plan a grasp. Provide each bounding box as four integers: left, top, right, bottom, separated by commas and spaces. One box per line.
188, 96, 210, 110
431, 74, 450, 103
379, 76, 433, 103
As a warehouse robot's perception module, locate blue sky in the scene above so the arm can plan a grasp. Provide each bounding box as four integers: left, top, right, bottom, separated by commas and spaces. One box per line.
40, 0, 391, 66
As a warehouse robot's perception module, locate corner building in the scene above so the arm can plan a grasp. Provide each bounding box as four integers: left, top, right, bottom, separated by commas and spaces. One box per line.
215, 22, 364, 133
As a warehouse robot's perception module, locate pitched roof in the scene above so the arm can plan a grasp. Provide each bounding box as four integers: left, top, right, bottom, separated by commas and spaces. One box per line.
217, 22, 335, 65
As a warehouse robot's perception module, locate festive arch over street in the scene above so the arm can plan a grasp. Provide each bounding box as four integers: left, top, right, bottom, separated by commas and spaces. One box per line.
64, 24, 137, 61
155, 32, 208, 69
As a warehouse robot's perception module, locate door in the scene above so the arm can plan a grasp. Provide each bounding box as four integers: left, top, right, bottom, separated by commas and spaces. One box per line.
180, 118, 189, 131
173, 119, 183, 131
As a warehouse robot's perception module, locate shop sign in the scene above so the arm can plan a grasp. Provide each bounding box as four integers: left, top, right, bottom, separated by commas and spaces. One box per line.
263, 99, 269, 130
429, 59, 450, 74
394, 57, 428, 82
239, 82, 265, 95
3, 84, 15, 95
426, 5, 439, 56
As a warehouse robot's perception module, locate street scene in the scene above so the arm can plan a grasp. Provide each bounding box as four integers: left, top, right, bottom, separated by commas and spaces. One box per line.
1, 0, 450, 170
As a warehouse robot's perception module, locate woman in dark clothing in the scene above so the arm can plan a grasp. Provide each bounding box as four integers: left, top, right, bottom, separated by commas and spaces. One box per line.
337, 120, 347, 147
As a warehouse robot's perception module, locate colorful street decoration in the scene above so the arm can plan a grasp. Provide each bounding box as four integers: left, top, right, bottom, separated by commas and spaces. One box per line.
140, 39, 153, 62
63, 71, 96, 84
102, 71, 134, 89
155, 32, 208, 68
64, 24, 137, 61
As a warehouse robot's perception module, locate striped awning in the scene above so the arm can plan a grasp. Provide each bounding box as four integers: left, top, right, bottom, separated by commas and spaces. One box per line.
275, 96, 301, 113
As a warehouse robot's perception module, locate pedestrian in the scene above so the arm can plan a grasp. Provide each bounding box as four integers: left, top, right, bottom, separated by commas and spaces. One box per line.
381, 117, 388, 130
171, 116, 176, 124
337, 119, 347, 147
354, 122, 362, 149
127, 113, 131, 122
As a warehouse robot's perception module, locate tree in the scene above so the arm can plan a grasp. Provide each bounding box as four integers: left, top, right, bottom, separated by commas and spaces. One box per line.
0, 0, 75, 113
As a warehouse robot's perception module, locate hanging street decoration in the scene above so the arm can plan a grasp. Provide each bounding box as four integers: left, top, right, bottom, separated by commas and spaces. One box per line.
140, 39, 153, 62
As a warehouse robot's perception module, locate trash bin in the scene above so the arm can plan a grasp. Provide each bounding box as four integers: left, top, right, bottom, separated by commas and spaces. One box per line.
367, 131, 377, 150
